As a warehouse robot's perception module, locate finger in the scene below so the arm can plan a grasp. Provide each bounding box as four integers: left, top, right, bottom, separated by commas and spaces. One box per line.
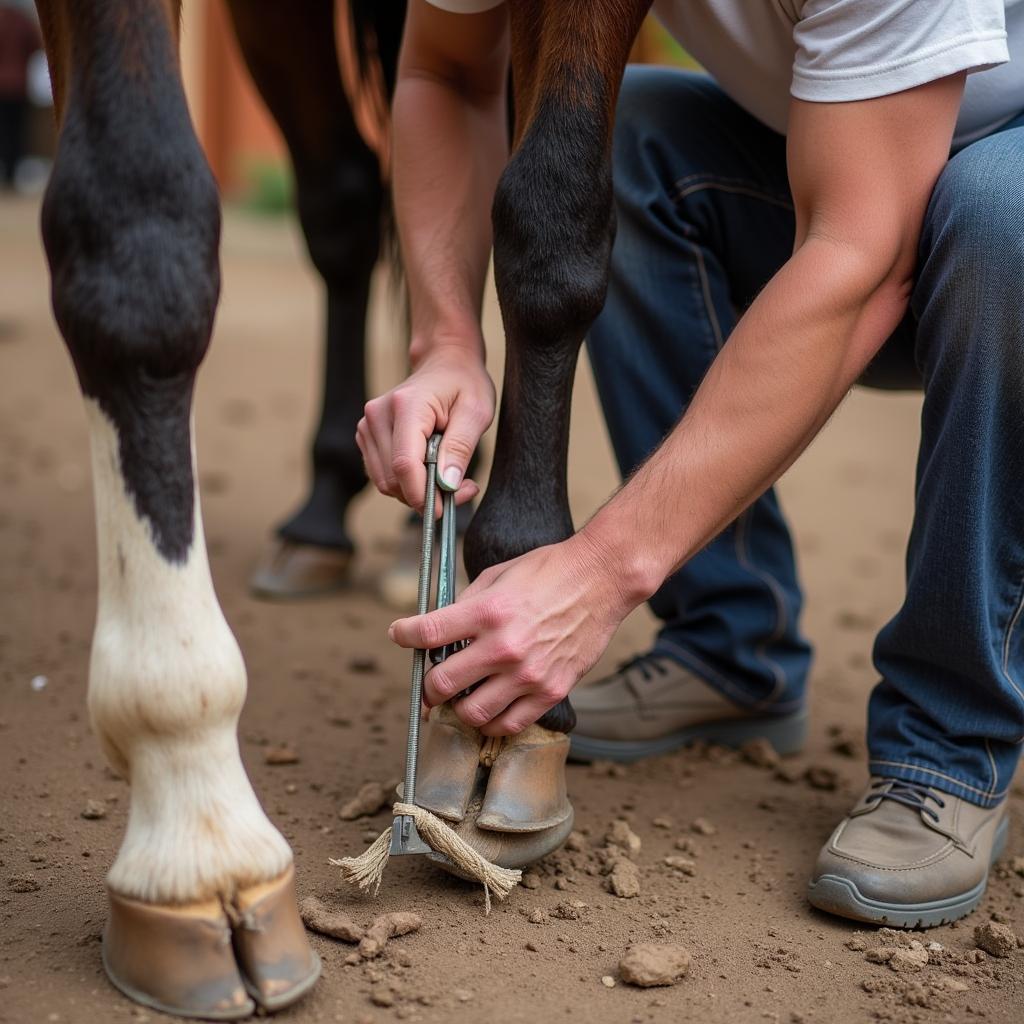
357, 421, 393, 497
480, 692, 560, 738
423, 642, 501, 706
362, 399, 401, 497
389, 596, 492, 650
451, 674, 529, 730
437, 400, 490, 493
453, 480, 479, 506
390, 395, 437, 511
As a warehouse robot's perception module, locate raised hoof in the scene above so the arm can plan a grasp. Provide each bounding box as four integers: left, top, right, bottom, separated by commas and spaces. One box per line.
429, 796, 575, 876
248, 539, 352, 600
231, 866, 321, 1012
103, 891, 254, 1021
415, 705, 483, 823
477, 725, 572, 834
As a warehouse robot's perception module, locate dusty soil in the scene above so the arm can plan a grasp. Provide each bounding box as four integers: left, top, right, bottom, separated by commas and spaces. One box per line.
1, 193, 1022, 1024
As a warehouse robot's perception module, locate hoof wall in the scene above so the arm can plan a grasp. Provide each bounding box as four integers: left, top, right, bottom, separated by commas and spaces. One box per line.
232, 866, 321, 1011
103, 867, 319, 1019
104, 892, 253, 1021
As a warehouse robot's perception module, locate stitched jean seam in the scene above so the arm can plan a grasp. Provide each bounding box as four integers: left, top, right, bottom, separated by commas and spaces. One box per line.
1000, 569, 1024, 722
869, 758, 1010, 801
671, 173, 794, 212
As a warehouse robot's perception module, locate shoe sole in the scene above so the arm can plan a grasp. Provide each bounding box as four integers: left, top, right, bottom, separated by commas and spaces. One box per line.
568, 706, 808, 764
806, 814, 1009, 930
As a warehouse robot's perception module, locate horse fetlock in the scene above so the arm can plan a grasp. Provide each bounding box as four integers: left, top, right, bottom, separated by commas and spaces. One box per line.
106, 726, 292, 906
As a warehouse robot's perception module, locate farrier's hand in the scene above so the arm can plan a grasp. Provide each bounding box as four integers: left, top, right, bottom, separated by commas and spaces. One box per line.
388, 533, 638, 736
357, 345, 495, 512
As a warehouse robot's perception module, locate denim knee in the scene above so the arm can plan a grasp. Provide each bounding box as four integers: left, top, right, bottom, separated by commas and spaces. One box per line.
915, 128, 1024, 375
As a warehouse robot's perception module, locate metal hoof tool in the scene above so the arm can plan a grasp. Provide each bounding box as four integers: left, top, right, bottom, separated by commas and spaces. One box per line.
390, 433, 461, 857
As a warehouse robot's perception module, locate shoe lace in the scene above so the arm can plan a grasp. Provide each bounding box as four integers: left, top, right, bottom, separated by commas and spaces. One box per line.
617, 652, 671, 683
867, 779, 946, 822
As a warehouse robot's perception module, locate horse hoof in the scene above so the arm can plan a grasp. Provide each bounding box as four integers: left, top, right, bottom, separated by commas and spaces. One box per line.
103, 867, 319, 1020
414, 705, 483, 823
231, 865, 321, 1012
248, 540, 352, 600
476, 724, 572, 833
103, 891, 254, 1021
429, 798, 575, 877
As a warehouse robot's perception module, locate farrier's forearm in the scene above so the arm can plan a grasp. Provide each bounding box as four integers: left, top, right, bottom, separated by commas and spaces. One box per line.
392, 71, 508, 366
580, 240, 912, 607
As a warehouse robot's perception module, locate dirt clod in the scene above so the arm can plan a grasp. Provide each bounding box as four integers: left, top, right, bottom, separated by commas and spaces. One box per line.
619, 944, 691, 987
691, 817, 717, 836
663, 856, 696, 876
7, 876, 40, 893
741, 738, 780, 769
299, 897, 363, 942
605, 820, 642, 857
80, 800, 106, 820
974, 921, 1018, 958
804, 765, 838, 791
264, 745, 299, 765
359, 912, 422, 959
601, 975, 616, 988
608, 859, 641, 898
338, 780, 393, 820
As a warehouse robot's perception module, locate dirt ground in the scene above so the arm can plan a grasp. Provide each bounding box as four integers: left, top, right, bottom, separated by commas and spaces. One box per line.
1, 192, 1022, 1024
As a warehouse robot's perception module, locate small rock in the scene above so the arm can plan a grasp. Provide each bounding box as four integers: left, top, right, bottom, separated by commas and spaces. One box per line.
454, 989, 473, 1003
804, 765, 838, 791
338, 781, 392, 820
80, 800, 107, 820
1010, 855, 1024, 878
554, 877, 572, 891
299, 897, 363, 942
264, 745, 299, 765
652, 817, 672, 830
605, 820, 642, 857
370, 986, 395, 1007
608, 859, 641, 899
525, 940, 540, 952
527, 908, 547, 925
933, 975, 969, 992
741, 738, 780, 769
888, 946, 929, 973
552, 900, 588, 921
674, 837, 698, 856
691, 817, 716, 836
619, 943, 691, 987
663, 856, 696, 876
521, 871, 541, 890
974, 921, 1017, 958
601, 975, 616, 988
30, 674, 48, 692
846, 935, 867, 952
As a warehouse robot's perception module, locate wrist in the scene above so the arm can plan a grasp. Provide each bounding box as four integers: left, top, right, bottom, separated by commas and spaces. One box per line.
569, 515, 663, 624
409, 319, 485, 370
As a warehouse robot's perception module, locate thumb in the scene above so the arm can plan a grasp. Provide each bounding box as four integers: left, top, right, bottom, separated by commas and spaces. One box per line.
437, 405, 485, 492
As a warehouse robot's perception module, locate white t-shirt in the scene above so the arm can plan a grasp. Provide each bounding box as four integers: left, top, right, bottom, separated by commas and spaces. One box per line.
427, 0, 1023, 147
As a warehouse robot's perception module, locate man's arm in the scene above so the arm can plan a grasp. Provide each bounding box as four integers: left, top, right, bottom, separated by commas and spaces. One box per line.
391, 74, 966, 736
357, 0, 509, 509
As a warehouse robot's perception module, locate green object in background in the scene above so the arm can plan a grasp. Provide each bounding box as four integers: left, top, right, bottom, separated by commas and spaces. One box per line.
237, 156, 294, 216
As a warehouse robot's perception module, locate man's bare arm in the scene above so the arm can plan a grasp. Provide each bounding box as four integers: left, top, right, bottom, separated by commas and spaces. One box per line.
390, 75, 966, 736
358, 1, 509, 508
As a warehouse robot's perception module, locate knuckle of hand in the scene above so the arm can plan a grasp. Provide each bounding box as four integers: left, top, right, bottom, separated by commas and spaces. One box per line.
391, 452, 416, 477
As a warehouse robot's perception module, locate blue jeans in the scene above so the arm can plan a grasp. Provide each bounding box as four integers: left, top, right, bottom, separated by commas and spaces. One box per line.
588, 66, 1024, 809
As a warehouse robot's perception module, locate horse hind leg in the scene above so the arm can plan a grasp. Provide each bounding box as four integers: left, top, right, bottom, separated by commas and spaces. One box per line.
226, 0, 391, 598
36, 1, 316, 1016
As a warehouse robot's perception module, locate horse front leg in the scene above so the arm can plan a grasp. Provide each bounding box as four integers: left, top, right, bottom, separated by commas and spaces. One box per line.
35, 1, 317, 1016
439, 0, 650, 854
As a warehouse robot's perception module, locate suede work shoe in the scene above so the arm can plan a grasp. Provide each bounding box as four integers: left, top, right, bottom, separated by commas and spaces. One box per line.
808, 777, 1010, 929
569, 653, 807, 763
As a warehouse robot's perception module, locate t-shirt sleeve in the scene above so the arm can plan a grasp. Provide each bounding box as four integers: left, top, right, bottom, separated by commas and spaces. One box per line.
423, 0, 505, 12
791, 0, 1009, 103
